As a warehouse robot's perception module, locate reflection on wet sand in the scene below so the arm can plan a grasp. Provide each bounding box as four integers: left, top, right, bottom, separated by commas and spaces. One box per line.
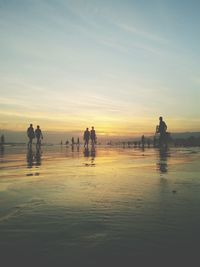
27, 146, 42, 168
157, 147, 170, 174
84, 146, 96, 166
1, 146, 200, 265
0, 145, 4, 157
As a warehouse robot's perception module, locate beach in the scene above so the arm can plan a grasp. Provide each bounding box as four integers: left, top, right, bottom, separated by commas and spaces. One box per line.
0, 145, 200, 266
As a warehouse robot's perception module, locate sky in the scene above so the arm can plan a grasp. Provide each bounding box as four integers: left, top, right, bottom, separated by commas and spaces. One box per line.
0, 0, 200, 141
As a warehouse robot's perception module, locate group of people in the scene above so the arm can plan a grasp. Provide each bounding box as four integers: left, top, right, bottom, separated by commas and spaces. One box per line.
83, 126, 96, 148
27, 124, 97, 148
27, 124, 43, 147
26, 117, 167, 149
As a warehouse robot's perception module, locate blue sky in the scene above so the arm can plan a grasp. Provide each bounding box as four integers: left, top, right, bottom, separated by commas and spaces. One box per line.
0, 0, 199, 137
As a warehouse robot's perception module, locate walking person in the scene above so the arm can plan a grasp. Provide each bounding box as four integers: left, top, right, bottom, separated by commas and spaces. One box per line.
90, 126, 96, 146
27, 124, 35, 147
35, 125, 43, 147
83, 128, 90, 148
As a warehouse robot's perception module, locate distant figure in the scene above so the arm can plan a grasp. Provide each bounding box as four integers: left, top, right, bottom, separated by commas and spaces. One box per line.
71, 137, 75, 145
61, 140, 63, 145
65, 140, 69, 146
84, 128, 90, 148
77, 137, 80, 146
147, 138, 151, 148
27, 124, 35, 147
0, 134, 5, 146
35, 125, 43, 147
157, 117, 167, 147
90, 127, 96, 146
141, 135, 145, 148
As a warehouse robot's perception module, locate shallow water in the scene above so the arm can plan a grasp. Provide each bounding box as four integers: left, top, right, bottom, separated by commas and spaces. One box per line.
0, 145, 200, 266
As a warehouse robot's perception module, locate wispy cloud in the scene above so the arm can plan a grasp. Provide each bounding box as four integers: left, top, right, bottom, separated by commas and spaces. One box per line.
117, 23, 168, 44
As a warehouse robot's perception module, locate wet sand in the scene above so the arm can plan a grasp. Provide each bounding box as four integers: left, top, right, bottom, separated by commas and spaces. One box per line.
0, 145, 200, 266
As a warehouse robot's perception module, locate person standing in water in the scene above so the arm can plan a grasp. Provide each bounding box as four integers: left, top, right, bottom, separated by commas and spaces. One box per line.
35, 125, 43, 147
83, 128, 90, 148
27, 124, 35, 147
90, 126, 96, 146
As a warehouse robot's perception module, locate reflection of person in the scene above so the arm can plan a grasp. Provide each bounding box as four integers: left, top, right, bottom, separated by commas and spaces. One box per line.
90, 126, 96, 146
27, 147, 34, 168
84, 147, 90, 157
35, 146, 42, 166
35, 125, 43, 147
157, 147, 169, 174
84, 128, 90, 148
91, 146, 96, 158
27, 124, 35, 147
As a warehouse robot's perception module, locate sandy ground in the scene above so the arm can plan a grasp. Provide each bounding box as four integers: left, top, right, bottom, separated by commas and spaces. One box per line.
0, 145, 200, 266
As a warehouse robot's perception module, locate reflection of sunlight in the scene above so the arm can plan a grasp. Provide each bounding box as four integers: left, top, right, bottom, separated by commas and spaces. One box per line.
44, 148, 159, 207
1, 146, 198, 212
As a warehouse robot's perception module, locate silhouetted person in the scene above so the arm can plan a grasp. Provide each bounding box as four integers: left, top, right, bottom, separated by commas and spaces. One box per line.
27, 124, 35, 147
90, 126, 96, 146
157, 117, 167, 148
0, 134, 5, 147
35, 125, 43, 147
71, 137, 75, 145
77, 137, 80, 146
141, 135, 145, 148
65, 140, 69, 146
84, 128, 90, 148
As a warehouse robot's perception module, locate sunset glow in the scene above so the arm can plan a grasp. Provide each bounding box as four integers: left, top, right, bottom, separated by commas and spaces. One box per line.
0, 0, 199, 140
